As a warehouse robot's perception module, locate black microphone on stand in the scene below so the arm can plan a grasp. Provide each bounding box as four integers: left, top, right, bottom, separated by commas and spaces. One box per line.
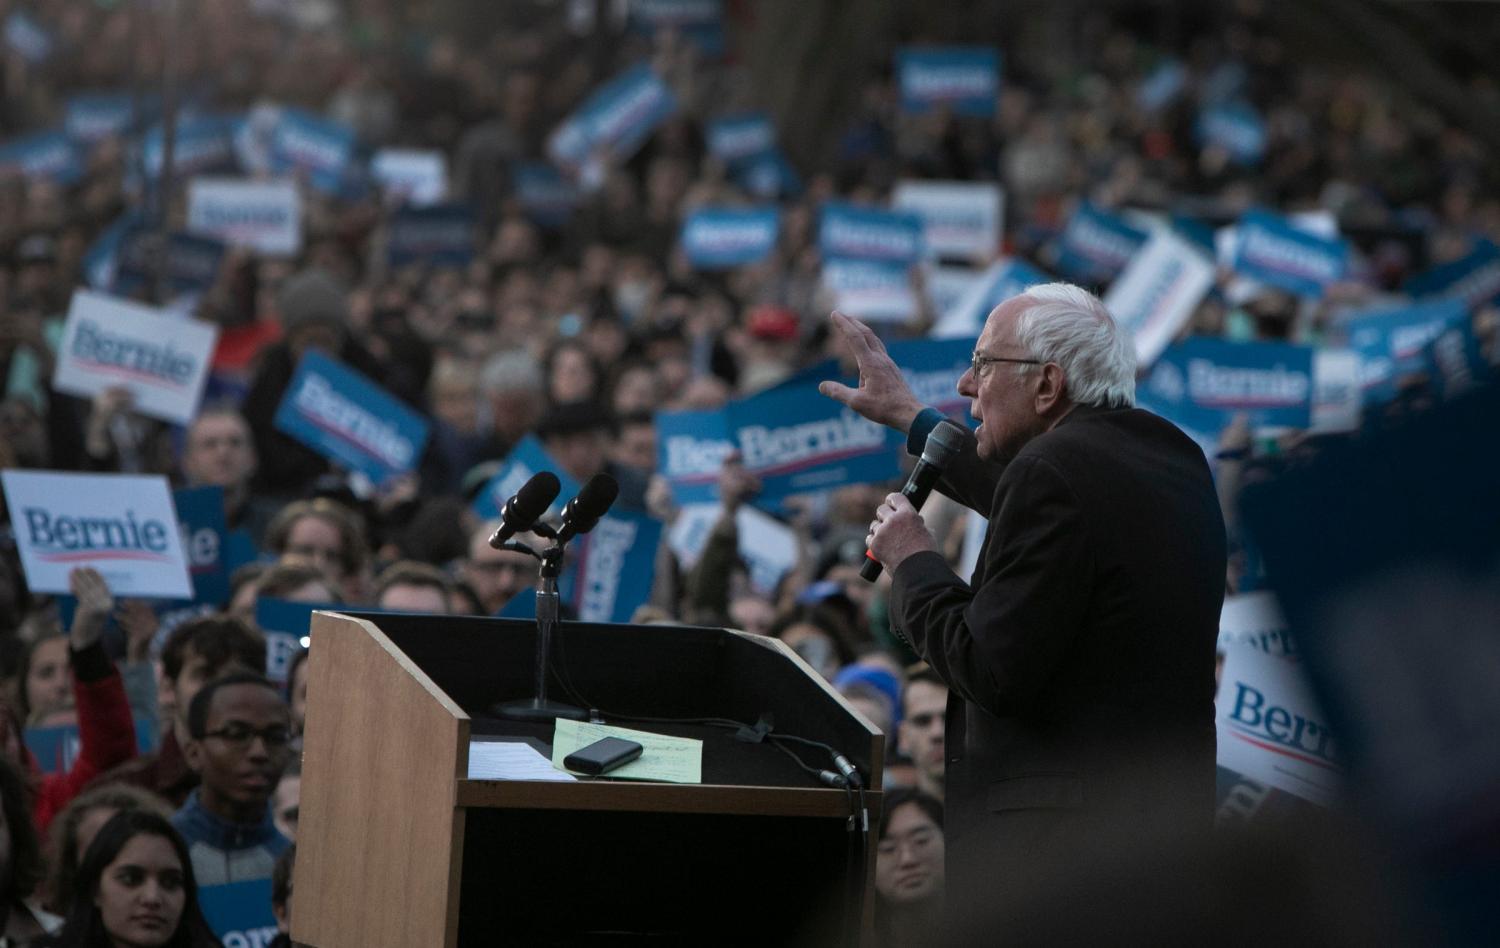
860, 420, 967, 582
488, 471, 561, 547
555, 473, 620, 545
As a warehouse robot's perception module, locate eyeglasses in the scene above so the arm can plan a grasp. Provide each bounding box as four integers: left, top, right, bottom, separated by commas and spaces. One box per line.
970, 351, 1042, 378
202, 724, 292, 750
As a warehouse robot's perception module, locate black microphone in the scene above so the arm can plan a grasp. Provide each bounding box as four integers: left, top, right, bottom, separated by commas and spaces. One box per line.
861, 420, 967, 581
555, 473, 620, 545
488, 471, 561, 547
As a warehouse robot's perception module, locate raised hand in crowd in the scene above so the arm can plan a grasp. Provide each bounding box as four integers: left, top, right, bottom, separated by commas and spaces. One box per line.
82, 385, 135, 461
67, 567, 114, 651
819, 311, 926, 432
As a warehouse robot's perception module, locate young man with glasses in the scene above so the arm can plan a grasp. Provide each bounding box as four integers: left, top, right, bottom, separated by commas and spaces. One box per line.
173, 672, 293, 886
820, 285, 1226, 934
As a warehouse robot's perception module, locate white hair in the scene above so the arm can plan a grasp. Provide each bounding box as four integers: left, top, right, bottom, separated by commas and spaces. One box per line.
1011, 282, 1136, 408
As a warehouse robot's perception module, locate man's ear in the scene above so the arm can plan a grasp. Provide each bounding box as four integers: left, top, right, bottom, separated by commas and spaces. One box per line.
183, 737, 206, 774
1034, 362, 1068, 415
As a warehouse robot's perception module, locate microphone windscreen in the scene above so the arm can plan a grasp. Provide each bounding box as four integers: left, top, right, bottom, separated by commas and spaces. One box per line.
509, 471, 562, 525
921, 420, 967, 468
571, 473, 620, 520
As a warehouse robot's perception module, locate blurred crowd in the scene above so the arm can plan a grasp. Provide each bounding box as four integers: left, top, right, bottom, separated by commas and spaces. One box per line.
0, 0, 1494, 944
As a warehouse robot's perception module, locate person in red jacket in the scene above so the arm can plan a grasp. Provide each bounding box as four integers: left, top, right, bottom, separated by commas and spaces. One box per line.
0, 568, 138, 834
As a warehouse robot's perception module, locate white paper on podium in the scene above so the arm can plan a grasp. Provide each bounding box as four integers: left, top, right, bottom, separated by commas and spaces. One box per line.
467, 740, 578, 782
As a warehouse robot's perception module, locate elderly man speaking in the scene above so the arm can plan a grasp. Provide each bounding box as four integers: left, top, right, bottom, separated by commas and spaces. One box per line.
820, 284, 1226, 935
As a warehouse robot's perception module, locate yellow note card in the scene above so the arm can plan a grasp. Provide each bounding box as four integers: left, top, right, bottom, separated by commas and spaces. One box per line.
552, 719, 703, 784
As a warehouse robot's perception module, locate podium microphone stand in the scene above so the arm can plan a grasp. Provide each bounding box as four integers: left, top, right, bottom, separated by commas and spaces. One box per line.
494, 535, 586, 722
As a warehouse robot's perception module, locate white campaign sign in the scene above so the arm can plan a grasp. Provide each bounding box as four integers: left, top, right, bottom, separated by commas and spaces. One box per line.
1216, 644, 1341, 805
52, 291, 219, 426
1103, 229, 1215, 367
371, 148, 447, 206
1217, 591, 1293, 658
664, 503, 798, 599
892, 180, 1003, 262
1, 470, 193, 598
1311, 348, 1362, 434
187, 177, 302, 256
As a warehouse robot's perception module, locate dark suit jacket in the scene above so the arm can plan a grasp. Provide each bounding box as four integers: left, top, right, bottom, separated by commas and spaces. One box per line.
890, 404, 1226, 923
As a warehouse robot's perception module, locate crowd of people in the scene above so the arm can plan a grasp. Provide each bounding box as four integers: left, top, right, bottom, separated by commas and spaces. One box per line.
0, 0, 1494, 944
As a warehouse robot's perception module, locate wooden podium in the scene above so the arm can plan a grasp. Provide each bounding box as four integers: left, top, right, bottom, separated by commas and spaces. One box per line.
290, 611, 884, 947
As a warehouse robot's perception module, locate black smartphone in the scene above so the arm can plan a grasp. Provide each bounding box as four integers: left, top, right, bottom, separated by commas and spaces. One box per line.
564, 737, 644, 775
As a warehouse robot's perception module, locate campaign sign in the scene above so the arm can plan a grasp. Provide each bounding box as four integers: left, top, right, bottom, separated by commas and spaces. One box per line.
274, 351, 431, 486
892, 180, 1003, 263
628, 0, 724, 55
82, 212, 142, 290
1344, 298, 1469, 403
896, 47, 1000, 117
681, 206, 780, 269
1103, 228, 1216, 367
4, 10, 52, 63
198, 879, 279, 947
924, 265, 983, 320
1216, 644, 1341, 806
174, 486, 230, 606
271, 108, 355, 194
1218, 591, 1295, 659
561, 509, 663, 623
140, 115, 237, 181
1426, 322, 1491, 401
1196, 101, 1266, 165
931, 257, 1050, 339
472, 435, 582, 520
1230, 210, 1349, 299
887, 336, 977, 423
547, 64, 677, 170
819, 202, 924, 265
1053, 202, 1149, 286
53, 291, 218, 426
113, 228, 227, 298
387, 204, 476, 268
254, 597, 336, 683
1311, 349, 1363, 434
1404, 238, 1500, 309
735, 147, 802, 200
370, 148, 447, 206
1, 471, 192, 599
728, 379, 900, 503
656, 409, 736, 505
1145, 336, 1315, 430
706, 112, 776, 166
0, 130, 84, 185
822, 258, 917, 323
187, 178, 302, 256
513, 161, 577, 229
66, 93, 139, 144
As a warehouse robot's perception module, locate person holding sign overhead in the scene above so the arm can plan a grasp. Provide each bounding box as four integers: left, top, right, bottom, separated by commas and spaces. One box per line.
819, 285, 1226, 935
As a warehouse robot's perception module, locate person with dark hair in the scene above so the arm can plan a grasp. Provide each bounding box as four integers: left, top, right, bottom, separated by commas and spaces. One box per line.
102, 616, 267, 808
897, 667, 948, 802
45, 809, 221, 948
269, 844, 295, 948
0, 753, 57, 941
43, 784, 174, 917
373, 560, 456, 614
874, 788, 945, 948
173, 673, 291, 886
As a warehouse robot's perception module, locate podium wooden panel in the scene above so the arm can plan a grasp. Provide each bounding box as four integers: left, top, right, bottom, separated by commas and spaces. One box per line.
290, 611, 883, 947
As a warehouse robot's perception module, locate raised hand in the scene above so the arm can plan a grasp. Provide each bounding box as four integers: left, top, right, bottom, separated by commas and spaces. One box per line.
817, 311, 925, 431
68, 567, 114, 650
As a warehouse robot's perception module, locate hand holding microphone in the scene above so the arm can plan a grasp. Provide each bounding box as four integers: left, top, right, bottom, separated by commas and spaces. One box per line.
862, 420, 966, 581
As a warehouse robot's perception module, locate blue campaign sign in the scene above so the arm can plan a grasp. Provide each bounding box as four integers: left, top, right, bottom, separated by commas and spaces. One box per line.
140, 115, 237, 181
113, 229, 227, 297
1231, 210, 1349, 299
271, 108, 355, 194
932, 256, 1051, 338
1196, 101, 1267, 166
656, 409, 735, 505
680, 206, 780, 269
1344, 298, 1469, 403
1137, 60, 1186, 112
66, 93, 140, 144
896, 47, 1000, 117
819, 202, 924, 265
387, 204, 476, 267
472, 435, 582, 520
25, 715, 158, 774
735, 146, 802, 200
1145, 336, 1315, 429
198, 879, 278, 947
728, 378, 901, 503
0, 130, 84, 185
255, 597, 341, 683
1425, 321, 1492, 401
628, 0, 724, 56
887, 337, 977, 424
1404, 238, 1500, 309
513, 161, 577, 230
174, 486, 230, 606
561, 509, 663, 624
706, 113, 776, 165
82, 212, 140, 290
547, 64, 677, 169
1053, 202, 1149, 286
274, 351, 431, 486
